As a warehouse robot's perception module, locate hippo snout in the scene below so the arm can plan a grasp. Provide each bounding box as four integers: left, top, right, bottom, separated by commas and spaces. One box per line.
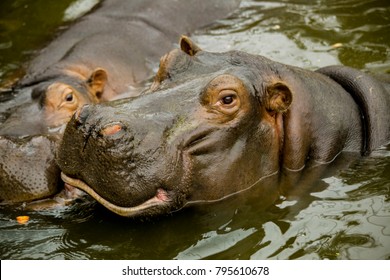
57, 99, 178, 216
73, 104, 126, 140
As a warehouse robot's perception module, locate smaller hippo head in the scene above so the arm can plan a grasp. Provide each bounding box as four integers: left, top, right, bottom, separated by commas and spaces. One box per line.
58, 36, 295, 217
0, 68, 108, 137
31, 68, 108, 129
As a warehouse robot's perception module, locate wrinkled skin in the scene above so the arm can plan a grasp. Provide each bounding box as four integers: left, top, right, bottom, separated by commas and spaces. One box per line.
57, 36, 390, 217
0, 0, 240, 204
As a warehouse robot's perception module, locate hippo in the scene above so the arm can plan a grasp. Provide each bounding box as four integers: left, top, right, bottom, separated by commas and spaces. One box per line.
0, 1, 241, 205
56, 36, 390, 218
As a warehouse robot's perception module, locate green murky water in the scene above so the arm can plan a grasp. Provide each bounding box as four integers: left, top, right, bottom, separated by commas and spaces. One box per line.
0, 0, 389, 259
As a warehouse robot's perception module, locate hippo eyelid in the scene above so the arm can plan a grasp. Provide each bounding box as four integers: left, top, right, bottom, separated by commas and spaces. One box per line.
218, 89, 237, 99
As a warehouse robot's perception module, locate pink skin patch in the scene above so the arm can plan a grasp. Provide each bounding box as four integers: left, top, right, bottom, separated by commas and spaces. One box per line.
100, 124, 122, 136
156, 188, 170, 202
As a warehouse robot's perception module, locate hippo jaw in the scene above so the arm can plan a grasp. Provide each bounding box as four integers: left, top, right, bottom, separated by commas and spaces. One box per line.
61, 173, 172, 217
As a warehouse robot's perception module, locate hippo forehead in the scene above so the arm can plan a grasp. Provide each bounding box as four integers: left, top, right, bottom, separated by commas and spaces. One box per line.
151, 48, 278, 100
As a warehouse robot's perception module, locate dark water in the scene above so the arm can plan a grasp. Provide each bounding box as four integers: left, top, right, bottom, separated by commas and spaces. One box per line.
0, 0, 389, 259
0, 0, 98, 86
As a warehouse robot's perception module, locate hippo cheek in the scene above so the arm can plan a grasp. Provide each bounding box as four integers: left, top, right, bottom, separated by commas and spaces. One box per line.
183, 147, 254, 202
177, 118, 280, 204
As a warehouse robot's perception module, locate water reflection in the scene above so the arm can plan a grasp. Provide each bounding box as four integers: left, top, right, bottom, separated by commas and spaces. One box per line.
194, 0, 390, 71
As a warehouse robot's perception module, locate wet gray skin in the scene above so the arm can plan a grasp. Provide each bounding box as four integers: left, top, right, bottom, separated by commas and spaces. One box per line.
0, 134, 60, 203
57, 37, 390, 218
0, 0, 241, 205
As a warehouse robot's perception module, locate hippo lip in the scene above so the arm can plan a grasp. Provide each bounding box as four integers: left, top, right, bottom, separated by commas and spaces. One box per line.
60, 173, 171, 217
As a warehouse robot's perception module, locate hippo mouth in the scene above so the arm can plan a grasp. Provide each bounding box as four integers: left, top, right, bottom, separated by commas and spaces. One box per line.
60, 173, 172, 217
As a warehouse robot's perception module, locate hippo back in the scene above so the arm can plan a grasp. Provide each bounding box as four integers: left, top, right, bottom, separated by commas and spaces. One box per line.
316, 66, 390, 154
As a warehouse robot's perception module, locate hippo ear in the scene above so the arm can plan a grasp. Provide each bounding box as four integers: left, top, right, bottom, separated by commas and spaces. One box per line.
87, 68, 107, 100
180, 35, 202, 56
265, 82, 293, 113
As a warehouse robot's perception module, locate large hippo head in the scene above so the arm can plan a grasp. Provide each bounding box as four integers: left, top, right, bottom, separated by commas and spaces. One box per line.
57, 36, 383, 217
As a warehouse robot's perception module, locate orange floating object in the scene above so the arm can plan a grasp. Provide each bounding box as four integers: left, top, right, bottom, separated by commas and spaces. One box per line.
16, 216, 30, 224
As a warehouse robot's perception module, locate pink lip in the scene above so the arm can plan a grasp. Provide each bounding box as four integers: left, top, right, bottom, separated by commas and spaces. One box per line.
61, 172, 171, 217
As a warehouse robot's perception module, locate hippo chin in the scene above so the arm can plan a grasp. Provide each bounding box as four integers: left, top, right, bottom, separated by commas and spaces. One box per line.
57, 36, 390, 218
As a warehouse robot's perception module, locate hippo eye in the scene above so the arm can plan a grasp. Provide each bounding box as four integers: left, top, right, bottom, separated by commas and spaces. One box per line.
65, 93, 74, 102
222, 95, 234, 105
214, 90, 241, 116
219, 92, 238, 107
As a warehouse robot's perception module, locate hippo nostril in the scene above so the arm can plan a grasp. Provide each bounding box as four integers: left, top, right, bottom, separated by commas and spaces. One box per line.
74, 105, 90, 125
100, 123, 123, 136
